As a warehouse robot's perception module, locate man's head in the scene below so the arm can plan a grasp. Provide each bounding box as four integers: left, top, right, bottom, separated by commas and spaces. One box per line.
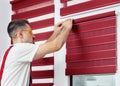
7, 19, 35, 44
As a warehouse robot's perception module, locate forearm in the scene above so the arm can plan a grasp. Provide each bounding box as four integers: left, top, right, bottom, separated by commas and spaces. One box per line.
54, 19, 73, 49
33, 19, 72, 60
46, 31, 60, 43
46, 23, 63, 43
55, 28, 71, 49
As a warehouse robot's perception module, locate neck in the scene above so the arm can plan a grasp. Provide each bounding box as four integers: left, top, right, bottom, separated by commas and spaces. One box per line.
12, 38, 23, 44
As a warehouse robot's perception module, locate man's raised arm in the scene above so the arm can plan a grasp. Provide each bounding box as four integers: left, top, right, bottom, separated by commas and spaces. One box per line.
33, 19, 73, 60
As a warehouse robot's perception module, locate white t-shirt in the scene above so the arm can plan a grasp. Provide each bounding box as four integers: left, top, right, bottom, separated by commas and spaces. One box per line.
1, 43, 39, 86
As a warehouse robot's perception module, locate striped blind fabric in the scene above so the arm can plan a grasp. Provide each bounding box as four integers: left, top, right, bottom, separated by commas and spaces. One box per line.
66, 11, 117, 75
60, 0, 120, 16
10, 0, 55, 86
31, 58, 54, 86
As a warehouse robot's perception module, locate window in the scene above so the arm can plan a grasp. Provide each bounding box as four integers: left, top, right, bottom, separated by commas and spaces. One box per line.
72, 74, 115, 86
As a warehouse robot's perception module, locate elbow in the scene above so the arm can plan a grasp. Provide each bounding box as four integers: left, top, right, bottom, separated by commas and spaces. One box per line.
55, 43, 63, 51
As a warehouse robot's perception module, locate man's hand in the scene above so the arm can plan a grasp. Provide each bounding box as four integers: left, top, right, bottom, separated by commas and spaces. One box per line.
54, 21, 63, 35
62, 19, 73, 31
54, 19, 73, 34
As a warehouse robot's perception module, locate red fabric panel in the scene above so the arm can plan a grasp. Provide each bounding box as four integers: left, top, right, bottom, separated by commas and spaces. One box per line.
60, 0, 120, 16
73, 11, 115, 23
68, 27, 116, 41
67, 42, 115, 54
12, 5, 54, 20
32, 57, 54, 66
30, 83, 53, 86
66, 66, 116, 75
67, 16, 116, 49
66, 11, 116, 75
30, 18, 54, 30
66, 50, 116, 62
67, 34, 116, 48
34, 31, 53, 42
10, 0, 51, 11
31, 70, 54, 79
67, 58, 116, 68
60, 0, 69, 3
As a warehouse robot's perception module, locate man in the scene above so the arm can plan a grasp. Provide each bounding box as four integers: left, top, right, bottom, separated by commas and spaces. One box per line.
1, 19, 73, 86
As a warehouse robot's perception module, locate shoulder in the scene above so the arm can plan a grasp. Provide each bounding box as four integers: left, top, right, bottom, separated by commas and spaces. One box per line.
14, 43, 37, 48
12, 43, 39, 52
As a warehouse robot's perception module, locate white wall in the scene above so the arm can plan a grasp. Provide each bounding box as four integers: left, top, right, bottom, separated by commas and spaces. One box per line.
0, 0, 11, 66
115, 6, 120, 86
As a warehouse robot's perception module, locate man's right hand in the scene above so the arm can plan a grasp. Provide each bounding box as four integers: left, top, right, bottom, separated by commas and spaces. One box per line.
62, 19, 73, 31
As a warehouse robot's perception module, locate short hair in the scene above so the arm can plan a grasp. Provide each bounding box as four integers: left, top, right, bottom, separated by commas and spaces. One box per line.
7, 19, 29, 38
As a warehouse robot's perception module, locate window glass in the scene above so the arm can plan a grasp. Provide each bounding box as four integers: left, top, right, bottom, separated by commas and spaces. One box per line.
72, 74, 115, 86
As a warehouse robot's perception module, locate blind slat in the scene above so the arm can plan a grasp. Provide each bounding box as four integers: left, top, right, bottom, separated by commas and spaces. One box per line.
60, 0, 69, 3
30, 83, 53, 86
11, 0, 52, 11
67, 34, 115, 48
31, 70, 54, 79
32, 57, 54, 66
66, 66, 116, 75
12, 5, 54, 20
34, 31, 53, 42
30, 18, 54, 30
66, 50, 116, 62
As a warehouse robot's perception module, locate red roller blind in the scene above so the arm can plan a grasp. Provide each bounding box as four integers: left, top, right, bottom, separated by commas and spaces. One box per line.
60, 0, 120, 16
66, 11, 117, 75
10, 0, 55, 86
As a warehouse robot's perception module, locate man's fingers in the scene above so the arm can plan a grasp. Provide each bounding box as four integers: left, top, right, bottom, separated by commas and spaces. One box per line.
55, 21, 63, 27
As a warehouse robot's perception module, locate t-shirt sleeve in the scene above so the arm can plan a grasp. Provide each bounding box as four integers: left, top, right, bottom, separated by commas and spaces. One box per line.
15, 43, 39, 62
